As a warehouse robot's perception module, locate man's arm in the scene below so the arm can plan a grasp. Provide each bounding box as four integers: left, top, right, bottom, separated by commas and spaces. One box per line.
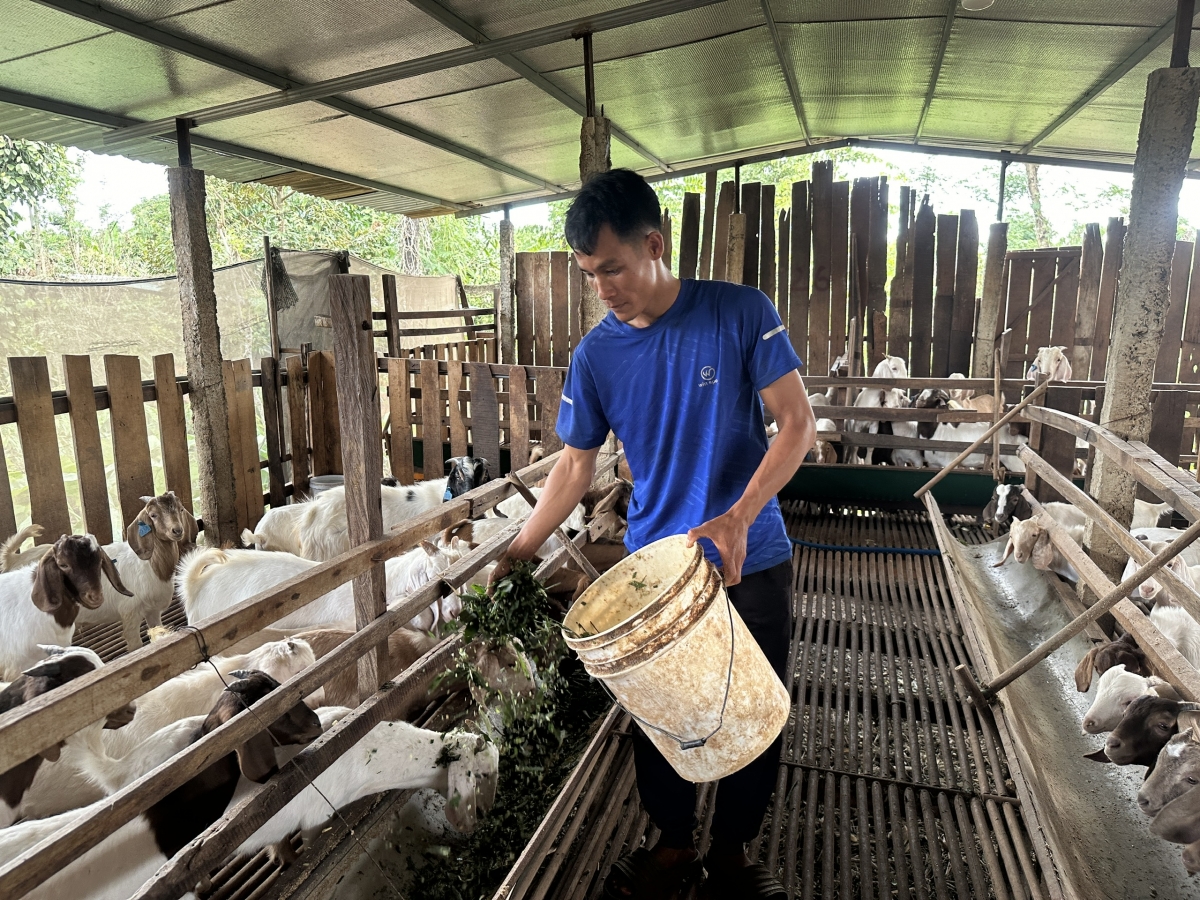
489, 443, 602, 584
687, 370, 815, 586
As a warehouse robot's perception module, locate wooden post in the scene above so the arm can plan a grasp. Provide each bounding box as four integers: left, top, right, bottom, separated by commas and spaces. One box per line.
167, 166, 238, 547
759, 183, 775, 299
973, 222, 1009, 378
329, 274, 386, 703
725, 213, 746, 285
699, 171, 718, 280
1088, 66, 1200, 580
679, 192, 701, 280
1070, 223, 1104, 379
499, 216, 515, 364
950, 209, 978, 376
263, 235, 282, 361
741, 182, 761, 289
712, 181, 735, 282
578, 64, 611, 338
381, 274, 400, 360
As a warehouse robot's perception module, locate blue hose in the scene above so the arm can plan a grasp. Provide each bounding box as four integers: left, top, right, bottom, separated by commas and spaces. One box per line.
789, 537, 941, 557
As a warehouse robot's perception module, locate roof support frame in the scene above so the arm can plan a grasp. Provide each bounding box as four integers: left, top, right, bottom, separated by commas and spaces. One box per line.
405, 0, 671, 171
31, 0, 564, 192
1019, 11, 1197, 153
102, 0, 730, 144
460, 136, 1200, 218
0, 87, 469, 212
914, 0, 957, 142
759, 0, 810, 144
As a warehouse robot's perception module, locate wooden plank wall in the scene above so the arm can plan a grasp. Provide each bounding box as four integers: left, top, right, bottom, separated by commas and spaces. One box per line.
513, 251, 575, 370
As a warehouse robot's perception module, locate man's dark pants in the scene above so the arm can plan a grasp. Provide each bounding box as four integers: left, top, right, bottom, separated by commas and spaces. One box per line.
631, 559, 794, 851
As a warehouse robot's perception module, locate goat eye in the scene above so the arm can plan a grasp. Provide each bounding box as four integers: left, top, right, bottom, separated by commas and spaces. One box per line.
1189, 777, 1198, 785
1160, 723, 1171, 730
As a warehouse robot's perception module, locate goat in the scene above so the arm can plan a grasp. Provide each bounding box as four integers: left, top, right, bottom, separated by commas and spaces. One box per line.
232, 722, 499, 861
73, 492, 198, 653
0, 524, 50, 573
0, 646, 136, 827
1133, 499, 1175, 530
1085, 696, 1198, 773
1075, 633, 1152, 692
1150, 605, 1200, 669
848, 386, 907, 465
993, 506, 1085, 582
1148, 774, 1200, 876
0, 672, 321, 900
981, 483, 1031, 530
1138, 713, 1200, 818
294, 456, 487, 561
99, 638, 317, 760
1133, 528, 1200, 566
242, 502, 308, 555
1028, 345, 1073, 382
0, 535, 130, 680
1122, 554, 1196, 607
1080, 663, 1180, 734
488, 487, 588, 533
892, 388, 947, 467
179, 540, 469, 633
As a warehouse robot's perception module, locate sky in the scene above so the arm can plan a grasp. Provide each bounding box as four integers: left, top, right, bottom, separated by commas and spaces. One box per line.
72, 147, 1200, 240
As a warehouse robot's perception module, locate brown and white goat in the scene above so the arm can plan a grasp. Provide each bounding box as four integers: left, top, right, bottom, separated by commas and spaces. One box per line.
73, 491, 198, 653
0, 534, 130, 679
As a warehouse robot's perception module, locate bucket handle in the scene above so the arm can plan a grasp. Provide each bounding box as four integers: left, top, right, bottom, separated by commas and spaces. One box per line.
599, 591, 736, 752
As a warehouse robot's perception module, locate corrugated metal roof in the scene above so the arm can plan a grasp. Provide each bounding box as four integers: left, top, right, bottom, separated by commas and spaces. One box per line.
0, 0, 1195, 217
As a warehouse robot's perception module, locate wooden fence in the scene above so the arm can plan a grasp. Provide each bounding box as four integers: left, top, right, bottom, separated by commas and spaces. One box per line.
0, 352, 568, 546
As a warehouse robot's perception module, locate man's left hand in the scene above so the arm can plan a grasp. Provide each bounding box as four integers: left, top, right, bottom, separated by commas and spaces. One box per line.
687, 509, 752, 586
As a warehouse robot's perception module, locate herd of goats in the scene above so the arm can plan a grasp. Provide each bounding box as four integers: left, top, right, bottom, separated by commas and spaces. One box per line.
795, 344, 1076, 472
0, 457, 631, 900
985, 479, 1200, 876
2, 356, 1200, 893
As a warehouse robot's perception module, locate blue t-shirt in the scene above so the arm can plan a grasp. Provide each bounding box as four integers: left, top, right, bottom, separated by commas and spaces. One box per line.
556, 279, 803, 576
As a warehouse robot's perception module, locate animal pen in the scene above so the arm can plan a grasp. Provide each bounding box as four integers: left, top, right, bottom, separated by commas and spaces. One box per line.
5, 1, 1200, 899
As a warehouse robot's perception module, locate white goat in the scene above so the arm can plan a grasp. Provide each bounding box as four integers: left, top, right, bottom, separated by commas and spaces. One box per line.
1132, 530, 1200, 567
924, 420, 1028, 471
179, 540, 469, 634
1151, 605, 1200, 669
489, 488, 587, 533
1028, 345, 1073, 382
0, 535, 130, 680
242, 501, 309, 555
0, 525, 50, 573
73, 492, 198, 653
232, 722, 500, 857
99, 638, 317, 759
1081, 664, 1181, 734
1121, 553, 1195, 606
994, 507, 1086, 583
1133, 500, 1174, 530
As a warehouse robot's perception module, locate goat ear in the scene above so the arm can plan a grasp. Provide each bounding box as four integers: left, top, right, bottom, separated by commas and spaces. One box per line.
126, 512, 155, 560
38, 743, 62, 762
420, 540, 438, 556
1031, 531, 1054, 570
182, 510, 199, 545
993, 537, 1014, 567
590, 483, 624, 519
31, 554, 65, 615
101, 552, 133, 597
235, 730, 278, 784
1074, 649, 1098, 693
1083, 747, 1112, 764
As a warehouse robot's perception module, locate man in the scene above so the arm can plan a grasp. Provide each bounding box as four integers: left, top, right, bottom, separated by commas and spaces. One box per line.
493, 169, 815, 899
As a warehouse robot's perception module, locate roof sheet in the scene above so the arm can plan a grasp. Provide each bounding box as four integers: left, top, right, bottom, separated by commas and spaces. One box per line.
0, 0, 1195, 216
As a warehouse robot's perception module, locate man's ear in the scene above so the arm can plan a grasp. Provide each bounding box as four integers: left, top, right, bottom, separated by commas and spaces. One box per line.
644, 229, 664, 261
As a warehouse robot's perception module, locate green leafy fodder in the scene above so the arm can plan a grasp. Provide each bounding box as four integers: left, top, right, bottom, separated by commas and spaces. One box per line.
410, 563, 609, 899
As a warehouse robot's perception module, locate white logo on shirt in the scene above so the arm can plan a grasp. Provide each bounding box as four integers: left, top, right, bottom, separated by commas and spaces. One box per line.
699, 365, 718, 387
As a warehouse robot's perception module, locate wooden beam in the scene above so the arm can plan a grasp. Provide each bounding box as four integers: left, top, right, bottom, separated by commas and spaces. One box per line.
167, 166, 238, 546
329, 275, 387, 702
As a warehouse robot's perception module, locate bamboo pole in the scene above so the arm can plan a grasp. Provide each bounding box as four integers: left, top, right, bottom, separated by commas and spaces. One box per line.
991, 351, 1003, 481
978, 488, 1200, 698
914, 377, 1052, 498
505, 472, 601, 581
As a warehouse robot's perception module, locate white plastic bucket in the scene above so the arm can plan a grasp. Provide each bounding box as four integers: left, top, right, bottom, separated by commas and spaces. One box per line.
563, 535, 790, 782
308, 475, 344, 496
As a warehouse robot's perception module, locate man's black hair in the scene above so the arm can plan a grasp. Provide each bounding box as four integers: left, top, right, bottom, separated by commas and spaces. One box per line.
564, 169, 662, 256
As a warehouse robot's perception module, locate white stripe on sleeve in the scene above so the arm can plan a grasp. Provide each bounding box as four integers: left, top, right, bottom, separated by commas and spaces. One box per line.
561, 394, 573, 405
762, 324, 786, 340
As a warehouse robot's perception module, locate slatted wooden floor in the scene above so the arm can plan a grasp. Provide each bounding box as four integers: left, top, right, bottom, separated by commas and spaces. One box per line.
70, 507, 1048, 900
508, 506, 1048, 900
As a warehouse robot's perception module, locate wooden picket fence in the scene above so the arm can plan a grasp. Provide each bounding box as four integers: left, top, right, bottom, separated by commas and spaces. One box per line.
0, 352, 566, 546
